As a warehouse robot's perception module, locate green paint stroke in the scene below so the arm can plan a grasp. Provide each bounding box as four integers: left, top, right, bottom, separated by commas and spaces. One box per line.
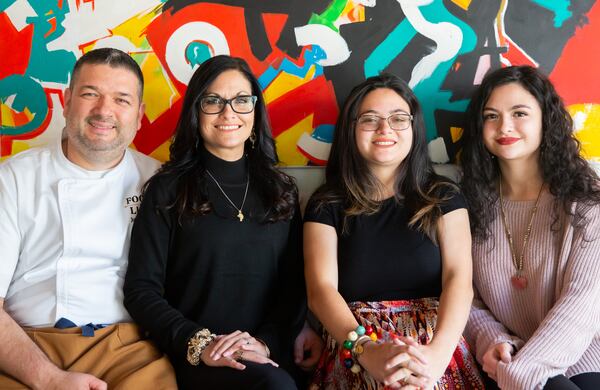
531, 0, 572, 28
0, 75, 48, 136
309, 0, 349, 32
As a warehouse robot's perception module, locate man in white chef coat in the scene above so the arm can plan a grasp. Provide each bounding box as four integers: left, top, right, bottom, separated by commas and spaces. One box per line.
0, 48, 176, 389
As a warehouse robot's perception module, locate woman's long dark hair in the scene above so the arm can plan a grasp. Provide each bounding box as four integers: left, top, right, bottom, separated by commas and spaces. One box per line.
148, 55, 296, 222
311, 73, 457, 242
461, 65, 600, 240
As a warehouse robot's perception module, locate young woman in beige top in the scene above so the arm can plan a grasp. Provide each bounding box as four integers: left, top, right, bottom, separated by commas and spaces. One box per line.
461, 65, 600, 390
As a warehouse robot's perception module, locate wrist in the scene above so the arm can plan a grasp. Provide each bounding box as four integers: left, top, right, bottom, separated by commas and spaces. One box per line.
30, 363, 63, 390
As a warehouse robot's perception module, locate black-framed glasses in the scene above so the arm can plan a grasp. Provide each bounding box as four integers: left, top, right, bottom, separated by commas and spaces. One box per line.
356, 113, 413, 131
199, 95, 258, 114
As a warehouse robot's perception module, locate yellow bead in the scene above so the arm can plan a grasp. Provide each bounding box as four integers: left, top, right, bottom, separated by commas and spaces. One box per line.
370, 333, 377, 342
354, 344, 364, 354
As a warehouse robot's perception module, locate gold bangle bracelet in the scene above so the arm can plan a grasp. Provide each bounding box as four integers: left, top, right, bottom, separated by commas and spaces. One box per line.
186, 328, 216, 366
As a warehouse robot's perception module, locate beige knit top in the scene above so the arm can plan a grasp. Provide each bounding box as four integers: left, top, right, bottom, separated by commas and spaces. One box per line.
465, 191, 600, 390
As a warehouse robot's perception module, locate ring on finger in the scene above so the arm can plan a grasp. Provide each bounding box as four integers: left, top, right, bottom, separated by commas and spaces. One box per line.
234, 350, 244, 361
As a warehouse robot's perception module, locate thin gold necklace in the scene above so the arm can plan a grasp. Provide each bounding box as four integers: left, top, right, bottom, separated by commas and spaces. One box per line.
206, 170, 249, 222
498, 179, 544, 290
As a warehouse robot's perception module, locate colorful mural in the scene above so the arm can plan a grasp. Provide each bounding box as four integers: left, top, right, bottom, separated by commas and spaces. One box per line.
1, 0, 599, 166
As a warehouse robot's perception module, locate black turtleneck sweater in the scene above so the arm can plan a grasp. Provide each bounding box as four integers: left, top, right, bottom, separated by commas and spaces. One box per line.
123, 151, 305, 369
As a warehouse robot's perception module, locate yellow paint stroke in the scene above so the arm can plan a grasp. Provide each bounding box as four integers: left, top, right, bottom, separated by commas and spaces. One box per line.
451, 0, 472, 11
276, 115, 312, 166
570, 103, 600, 162
1, 103, 15, 127
149, 138, 172, 163
450, 126, 463, 143
263, 66, 316, 104
111, 5, 163, 48
140, 53, 180, 122
343, 1, 365, 23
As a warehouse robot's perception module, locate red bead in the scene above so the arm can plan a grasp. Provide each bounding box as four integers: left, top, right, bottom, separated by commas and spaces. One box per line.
341, 349, 352, 359
365, 325, 373, 335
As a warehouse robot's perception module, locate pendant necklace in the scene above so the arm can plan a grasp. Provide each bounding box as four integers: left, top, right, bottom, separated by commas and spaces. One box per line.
498, 179, 544, 290
206, 169, 249, 222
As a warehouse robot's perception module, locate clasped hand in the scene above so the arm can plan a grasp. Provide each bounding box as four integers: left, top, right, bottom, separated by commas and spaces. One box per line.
357, 336, 442, 389
200, 330, 277, 370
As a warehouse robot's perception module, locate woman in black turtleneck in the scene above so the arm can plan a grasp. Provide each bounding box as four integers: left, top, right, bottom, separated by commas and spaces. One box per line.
123, 55, 321, 389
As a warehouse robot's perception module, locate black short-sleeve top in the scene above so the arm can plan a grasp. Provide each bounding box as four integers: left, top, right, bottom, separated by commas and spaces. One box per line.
304, 189, 466, 302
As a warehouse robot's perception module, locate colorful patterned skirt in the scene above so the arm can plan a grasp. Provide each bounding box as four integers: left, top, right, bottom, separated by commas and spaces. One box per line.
309, 298, 484, 390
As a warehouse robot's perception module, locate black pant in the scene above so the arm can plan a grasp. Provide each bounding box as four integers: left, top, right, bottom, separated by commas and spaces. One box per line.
175, 360, 299, 390
485, 372, 600, 390
543, 373, 600, 390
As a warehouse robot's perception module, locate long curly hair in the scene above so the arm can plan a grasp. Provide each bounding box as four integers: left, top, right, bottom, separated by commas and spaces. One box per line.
461, 65, 600, 240
148, 55, 297, 222
311, 73, 457, 243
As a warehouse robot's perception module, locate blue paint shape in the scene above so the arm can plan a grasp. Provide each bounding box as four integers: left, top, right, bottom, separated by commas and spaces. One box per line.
185, 41, 211, 68
311, 124, 335, 143
258, 47, 324, 89
531, 0, 573, 28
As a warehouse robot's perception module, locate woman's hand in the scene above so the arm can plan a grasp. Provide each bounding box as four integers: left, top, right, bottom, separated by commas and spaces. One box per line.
293, 324, 324, 371
394, 336, 448, 390
202, 330, 278, 369
481, 342, 513, 381
357, 340, 430, 389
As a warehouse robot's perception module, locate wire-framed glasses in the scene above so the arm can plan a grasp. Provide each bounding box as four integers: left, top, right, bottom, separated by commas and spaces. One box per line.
199, 95, 258, 114
356, 113, 413, 131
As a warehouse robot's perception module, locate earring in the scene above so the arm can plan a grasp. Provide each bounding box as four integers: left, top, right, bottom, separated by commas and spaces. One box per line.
249, 130, 257, 149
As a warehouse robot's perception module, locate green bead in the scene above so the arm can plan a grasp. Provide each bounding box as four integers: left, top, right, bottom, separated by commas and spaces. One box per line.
343, 340, 353, 349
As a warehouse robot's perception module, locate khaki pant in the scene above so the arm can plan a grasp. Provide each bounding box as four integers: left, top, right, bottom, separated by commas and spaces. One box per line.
0, 323, 177, 389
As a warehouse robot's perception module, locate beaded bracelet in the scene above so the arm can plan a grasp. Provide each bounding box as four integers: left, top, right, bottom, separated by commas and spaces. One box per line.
186, 328, 217, 366
340, 325, 377, 373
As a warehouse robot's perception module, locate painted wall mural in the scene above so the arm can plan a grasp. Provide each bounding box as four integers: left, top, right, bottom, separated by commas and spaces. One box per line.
1, 0, 599, 166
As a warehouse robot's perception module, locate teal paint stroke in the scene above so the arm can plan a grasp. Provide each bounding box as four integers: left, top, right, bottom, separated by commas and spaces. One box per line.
24, 0, 76, 83
364, 20, 417, 78
0, 75, 48, 136
0, 0, 15, 13
414, 1, 477, 141
531, 0, 572, 28
366, 0, 476, 142
186, 42, 212, 68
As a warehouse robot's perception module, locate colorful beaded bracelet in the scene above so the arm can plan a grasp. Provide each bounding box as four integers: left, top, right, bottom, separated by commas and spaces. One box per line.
340, 325, 377, 373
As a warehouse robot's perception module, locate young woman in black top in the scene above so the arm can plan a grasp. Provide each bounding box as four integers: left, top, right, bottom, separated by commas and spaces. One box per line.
124, 55, 321, 389
304, 74, 484, 389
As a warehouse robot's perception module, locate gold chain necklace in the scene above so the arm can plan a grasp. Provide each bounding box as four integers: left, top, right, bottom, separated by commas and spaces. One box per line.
498, 179, 544, 290
206, 169, 249, 222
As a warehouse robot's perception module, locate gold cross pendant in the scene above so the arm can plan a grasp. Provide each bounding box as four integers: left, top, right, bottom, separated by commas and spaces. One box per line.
237, 210, 244, 222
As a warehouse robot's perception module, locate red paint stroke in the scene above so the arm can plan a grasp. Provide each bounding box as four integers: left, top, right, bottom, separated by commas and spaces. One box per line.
0, 12, 34, 79
501, 38, 536, 67
267, 76, 338, 138
1, 88, 60, 157
550, 1, 600, 105
298, 147, 328, 166
75, 0, 95, 11
133, 99, 182, 155
44, 17, 57, 38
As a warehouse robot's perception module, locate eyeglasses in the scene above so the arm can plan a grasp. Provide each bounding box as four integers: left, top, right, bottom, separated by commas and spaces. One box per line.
356, 113, 413, 131
199, 95, 258, 114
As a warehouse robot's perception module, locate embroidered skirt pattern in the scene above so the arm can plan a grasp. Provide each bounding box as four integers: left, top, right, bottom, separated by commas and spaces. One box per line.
309, 298, 484, 390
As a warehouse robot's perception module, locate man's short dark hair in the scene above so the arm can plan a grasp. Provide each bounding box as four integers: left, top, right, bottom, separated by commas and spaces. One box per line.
70, 48, 144, 99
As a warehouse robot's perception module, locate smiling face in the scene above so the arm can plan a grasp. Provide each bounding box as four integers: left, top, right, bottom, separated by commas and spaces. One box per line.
199, 69, 255, 161
482, 82, 543, 164
63, 63, 144, 169
354, 88, 413, 172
